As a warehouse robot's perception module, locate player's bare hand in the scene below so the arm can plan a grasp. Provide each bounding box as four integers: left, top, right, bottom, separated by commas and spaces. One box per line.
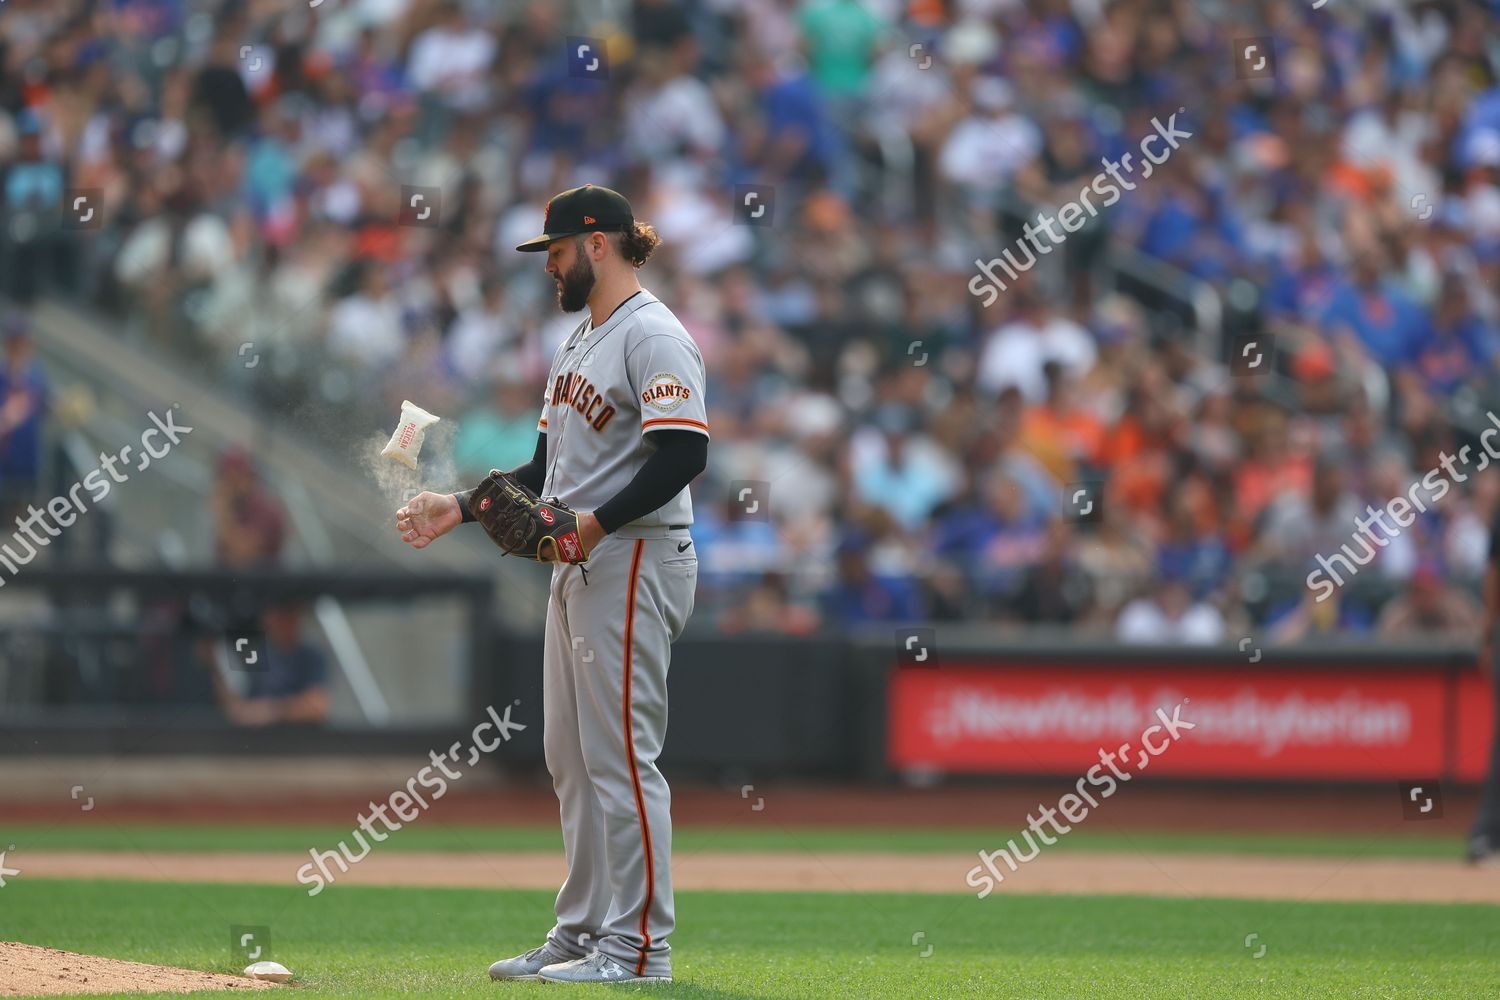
577, 511, 606, 555
397, 492, 461, 549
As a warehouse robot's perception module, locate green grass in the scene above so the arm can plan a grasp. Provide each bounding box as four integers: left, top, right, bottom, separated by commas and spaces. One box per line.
0, 822, 1468, 860
2, 878, 1499, 998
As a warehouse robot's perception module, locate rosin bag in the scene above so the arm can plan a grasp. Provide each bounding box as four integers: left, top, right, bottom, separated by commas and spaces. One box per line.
382, 400, 441, 469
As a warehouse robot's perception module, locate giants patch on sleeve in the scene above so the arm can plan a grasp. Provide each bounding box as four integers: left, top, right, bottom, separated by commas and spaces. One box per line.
641, 372, 691, 412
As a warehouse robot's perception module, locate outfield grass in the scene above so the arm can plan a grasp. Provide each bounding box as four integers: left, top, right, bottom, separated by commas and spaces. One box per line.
2, 878, 1498, 998
0, 822, 1467, 860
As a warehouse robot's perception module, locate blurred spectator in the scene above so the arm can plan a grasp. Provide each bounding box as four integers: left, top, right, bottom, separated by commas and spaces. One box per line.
821, 530, 922, 625
1115, 577, 1225, 645
798, 0, 885, 102
447, 274, 519, 386
2, 115, 66, 300
746, 48, 843, 189
719, 572, 820, 635
211, 603, 329, 727
192, 28, 256, 139
977, 290, 1096, 402
328, 262, 404, 369
6, 0, 1496, 640
938, 77, 1041, 200
1075, 500, 1154, 628
935, 469, 1048, 605
212, 446, 286, 567
1258, 455, 1364, 574
692, 485, 786, 599
0, 315, 48, 526
1413, 272, 1499, 395
113, 189, 236, 351
1155, 490, 1231, 601
632, 0, 694, 49
1231, 407, 1313, 538
1020, 361, 1107, 479
1268, 586, 1376, 643
453, 373, 543, 483
1011, 519, 1092, 624
407, 1, 497, 114
1377, 563, 1484, 637
851, 405, 958, 531
1321, 249, 1425, 371
1361, 451, 1423, 582
624, 35, 726, 164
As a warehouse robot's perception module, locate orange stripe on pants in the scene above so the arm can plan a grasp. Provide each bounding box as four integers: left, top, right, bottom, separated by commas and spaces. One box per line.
622, 540, 656, 975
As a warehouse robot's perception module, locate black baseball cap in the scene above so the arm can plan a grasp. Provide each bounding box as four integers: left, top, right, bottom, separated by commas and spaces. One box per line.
515, 184, 634, 252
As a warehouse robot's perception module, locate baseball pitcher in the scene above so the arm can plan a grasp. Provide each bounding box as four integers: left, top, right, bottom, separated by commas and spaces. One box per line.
395, 185, 706, 984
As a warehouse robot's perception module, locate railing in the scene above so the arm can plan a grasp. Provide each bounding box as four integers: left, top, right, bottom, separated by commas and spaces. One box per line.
0, 568, 493, 729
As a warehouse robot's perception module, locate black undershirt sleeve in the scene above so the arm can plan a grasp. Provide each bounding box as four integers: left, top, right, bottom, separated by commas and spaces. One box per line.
456, 430, 547, 522
593, 430, 708, 534
455, 429, 706, 531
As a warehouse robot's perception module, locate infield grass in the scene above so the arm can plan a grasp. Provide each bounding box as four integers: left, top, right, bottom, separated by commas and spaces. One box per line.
0, 822, 1467, 860
3, 878, 1499, 998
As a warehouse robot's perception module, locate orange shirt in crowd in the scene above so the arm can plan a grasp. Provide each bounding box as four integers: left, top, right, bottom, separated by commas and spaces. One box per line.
1023, 404, 1108, 470
1230, 453, 1314, 548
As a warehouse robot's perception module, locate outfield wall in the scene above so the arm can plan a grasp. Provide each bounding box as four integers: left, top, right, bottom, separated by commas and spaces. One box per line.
887, 661, 1486, 783
0, 569, 1484, 788
485, 630, 1487, 786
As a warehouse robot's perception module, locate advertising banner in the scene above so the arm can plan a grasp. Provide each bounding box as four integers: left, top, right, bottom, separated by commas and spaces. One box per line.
888, 664, 1483, 781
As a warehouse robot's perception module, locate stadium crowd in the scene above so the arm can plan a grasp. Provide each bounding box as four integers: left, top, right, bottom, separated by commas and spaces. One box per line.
2, 0, 1499, 641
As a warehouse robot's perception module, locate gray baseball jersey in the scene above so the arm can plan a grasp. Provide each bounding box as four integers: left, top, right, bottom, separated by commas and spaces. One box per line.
537, 287, 705, 979
538, 289, 708, 526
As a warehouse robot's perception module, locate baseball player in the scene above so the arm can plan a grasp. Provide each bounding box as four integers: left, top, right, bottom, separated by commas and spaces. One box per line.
396, 184, 706, 984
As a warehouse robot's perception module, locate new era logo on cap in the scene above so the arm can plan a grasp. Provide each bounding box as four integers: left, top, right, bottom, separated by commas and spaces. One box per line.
516, 185, 634, 252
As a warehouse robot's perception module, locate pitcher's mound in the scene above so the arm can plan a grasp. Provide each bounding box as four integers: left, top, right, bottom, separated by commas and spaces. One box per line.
0, 941, 279, 996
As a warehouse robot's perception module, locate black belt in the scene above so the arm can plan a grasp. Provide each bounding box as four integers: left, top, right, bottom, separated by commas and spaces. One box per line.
670, 524, 688, 530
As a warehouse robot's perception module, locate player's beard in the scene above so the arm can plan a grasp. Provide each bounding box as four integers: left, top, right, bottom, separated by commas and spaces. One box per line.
556, 249, 596, 313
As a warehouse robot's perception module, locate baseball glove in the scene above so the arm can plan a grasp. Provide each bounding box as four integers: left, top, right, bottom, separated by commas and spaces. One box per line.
468, 470, 589, 563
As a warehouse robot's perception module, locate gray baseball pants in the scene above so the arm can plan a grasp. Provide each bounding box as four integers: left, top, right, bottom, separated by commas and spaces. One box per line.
542, 525, 696, 978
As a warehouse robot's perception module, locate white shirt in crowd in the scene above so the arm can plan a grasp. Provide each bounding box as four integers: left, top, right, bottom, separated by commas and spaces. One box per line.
1116, 596, 1226, 645
328, 292, 403, 369
407, 24, 496, 110
977, 314, 1097, 401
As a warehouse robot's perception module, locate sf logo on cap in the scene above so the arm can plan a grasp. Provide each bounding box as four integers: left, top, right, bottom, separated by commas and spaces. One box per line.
583, 215, 595, 225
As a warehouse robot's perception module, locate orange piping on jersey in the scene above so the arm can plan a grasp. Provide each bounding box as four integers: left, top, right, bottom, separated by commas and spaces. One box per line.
622, 540, 656, 975
641, 417, 709, 432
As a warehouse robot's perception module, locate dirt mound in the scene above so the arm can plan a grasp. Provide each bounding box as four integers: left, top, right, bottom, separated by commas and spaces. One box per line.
0, 941, 277, 997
